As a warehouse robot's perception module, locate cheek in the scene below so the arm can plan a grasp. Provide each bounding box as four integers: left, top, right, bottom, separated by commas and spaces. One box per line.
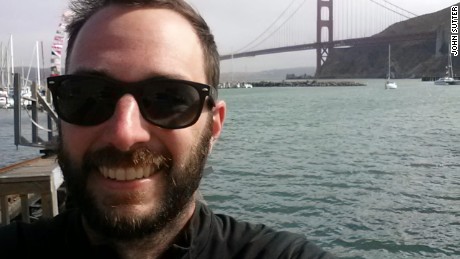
61, 124, 97, 163
164, 133, 192, 163
165, 128, 203, 164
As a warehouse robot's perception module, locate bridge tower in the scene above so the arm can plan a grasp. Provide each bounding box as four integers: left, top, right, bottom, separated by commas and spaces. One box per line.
316, 0, 333, 75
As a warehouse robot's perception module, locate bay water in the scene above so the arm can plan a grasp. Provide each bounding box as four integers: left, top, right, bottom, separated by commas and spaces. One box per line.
1, 79, 459, 258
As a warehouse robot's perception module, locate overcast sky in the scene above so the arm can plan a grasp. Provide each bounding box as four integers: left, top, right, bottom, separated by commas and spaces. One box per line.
0, 0, 458, 74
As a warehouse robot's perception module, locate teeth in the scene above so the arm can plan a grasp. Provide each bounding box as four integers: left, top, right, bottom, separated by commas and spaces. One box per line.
115, 169, 126, 180
136, 168, 144, 179
108, 168, 115, 179
144, 167, 151, 178
99, 167, 154, 181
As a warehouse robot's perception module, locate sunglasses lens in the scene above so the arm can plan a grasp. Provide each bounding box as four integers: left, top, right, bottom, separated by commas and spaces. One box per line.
54, 78, 116, 126
50, 75, 210, 129
141, 81, 202, 129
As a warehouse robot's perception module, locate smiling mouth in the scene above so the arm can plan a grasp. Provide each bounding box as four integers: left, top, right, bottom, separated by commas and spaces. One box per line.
99, 166, 158, 181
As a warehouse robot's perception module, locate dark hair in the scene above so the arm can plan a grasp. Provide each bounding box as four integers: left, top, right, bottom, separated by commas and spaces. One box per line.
66, 0, 220, 88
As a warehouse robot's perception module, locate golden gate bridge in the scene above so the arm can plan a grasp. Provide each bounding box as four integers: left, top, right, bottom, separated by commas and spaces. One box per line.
219, 0, 443, 75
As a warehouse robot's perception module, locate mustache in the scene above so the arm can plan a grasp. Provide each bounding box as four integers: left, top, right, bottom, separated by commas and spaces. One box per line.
83, 146, 172, 170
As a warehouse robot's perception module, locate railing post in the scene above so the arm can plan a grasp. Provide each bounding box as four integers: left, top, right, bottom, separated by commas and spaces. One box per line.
31, 81, 38, 143
47, 87, 54, 142
13, 73, 21, 148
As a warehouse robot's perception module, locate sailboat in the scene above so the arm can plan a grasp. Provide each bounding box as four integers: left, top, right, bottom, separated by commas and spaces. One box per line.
434, 51, 457, 85
385, 44, 397, 89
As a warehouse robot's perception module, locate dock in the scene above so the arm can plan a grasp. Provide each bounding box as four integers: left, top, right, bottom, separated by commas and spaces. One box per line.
0, 72, 64, 226
0, 156, 63, 226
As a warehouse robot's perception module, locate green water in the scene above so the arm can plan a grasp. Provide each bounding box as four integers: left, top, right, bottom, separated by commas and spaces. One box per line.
202, 79, 460, 258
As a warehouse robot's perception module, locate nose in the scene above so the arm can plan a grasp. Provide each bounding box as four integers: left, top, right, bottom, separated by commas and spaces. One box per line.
101, 94, 151, 151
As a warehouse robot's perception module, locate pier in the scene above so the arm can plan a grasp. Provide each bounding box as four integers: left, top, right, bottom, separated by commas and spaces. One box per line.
0, 70, 62, 225
0, 156, 63, 226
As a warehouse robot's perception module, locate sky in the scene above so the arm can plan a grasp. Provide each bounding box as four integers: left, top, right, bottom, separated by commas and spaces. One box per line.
0, 0, 459, 74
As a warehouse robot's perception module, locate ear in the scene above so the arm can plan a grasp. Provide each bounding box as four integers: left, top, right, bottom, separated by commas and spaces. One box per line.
210, 100, 226, 149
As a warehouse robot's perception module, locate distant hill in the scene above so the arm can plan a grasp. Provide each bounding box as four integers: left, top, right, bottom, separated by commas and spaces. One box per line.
318, 3, 460, 78
7, 66, 52, 84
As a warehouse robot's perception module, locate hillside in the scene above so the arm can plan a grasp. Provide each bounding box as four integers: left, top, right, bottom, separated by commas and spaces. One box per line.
318, 3, 460, 78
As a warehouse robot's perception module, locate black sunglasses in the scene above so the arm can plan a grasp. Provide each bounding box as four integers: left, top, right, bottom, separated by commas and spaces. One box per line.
47, 75, 217, 129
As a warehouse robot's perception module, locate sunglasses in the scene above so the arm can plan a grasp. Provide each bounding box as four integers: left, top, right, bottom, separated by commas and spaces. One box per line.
47, 75, 217, 129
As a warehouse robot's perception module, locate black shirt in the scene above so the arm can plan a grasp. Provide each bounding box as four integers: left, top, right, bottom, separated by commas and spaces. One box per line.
0, 202, 335, 258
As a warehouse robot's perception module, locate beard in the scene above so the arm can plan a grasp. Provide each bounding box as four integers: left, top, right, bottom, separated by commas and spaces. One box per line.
57, 115, 213, 241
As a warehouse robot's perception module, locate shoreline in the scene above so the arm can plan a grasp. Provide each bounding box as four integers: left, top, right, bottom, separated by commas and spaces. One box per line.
219, 80, 366, 88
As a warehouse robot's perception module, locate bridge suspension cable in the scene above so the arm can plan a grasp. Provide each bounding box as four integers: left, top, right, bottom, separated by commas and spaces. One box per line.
333, 0, 415, 40
235, 0, 307, 53
382, 0, 418, 17
368, 0, 415, 19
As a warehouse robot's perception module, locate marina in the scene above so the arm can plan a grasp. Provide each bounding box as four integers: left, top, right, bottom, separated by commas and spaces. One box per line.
0, 73, 59, 225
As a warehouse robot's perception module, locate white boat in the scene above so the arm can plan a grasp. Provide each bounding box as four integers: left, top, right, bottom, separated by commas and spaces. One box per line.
0, 97, 6, 108
0, 94, 14, 109
243, 83, 253, 88
434, 51, 457, 85
0, 87, 7, 97
434, 76, 455, 85
385, 81, 397, 89
0, 87, 7, 108
21, 86, 32, 109
385, 44, 397, 89
5, 94, 14, 108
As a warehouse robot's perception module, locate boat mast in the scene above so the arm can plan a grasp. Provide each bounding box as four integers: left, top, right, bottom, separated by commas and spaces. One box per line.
0, 42, 3, 87
36, 41, 41, 88
40, 41, 45, 86
1, 35, 14, 92
388, 44, 391, 80
9, 35, 14, 93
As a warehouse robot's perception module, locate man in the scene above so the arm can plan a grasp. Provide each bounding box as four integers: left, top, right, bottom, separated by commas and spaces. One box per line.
0, 0, 335, 258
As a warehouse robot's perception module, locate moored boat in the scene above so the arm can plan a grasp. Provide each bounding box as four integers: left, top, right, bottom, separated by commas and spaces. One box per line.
434, 50, 459, 85
385, 44, 397, 89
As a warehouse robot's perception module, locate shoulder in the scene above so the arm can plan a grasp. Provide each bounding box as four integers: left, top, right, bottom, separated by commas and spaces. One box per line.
0, 209, 82, 258
195, 203, 335, 259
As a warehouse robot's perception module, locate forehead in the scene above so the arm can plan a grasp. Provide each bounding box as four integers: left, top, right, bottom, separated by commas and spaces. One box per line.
67, 6, 206, 83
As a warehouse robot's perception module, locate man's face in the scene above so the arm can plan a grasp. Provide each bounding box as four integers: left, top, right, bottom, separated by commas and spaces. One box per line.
58, 6, 225, 239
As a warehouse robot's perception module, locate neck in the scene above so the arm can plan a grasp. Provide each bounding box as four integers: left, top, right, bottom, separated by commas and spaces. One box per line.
83, 198, 197, 259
